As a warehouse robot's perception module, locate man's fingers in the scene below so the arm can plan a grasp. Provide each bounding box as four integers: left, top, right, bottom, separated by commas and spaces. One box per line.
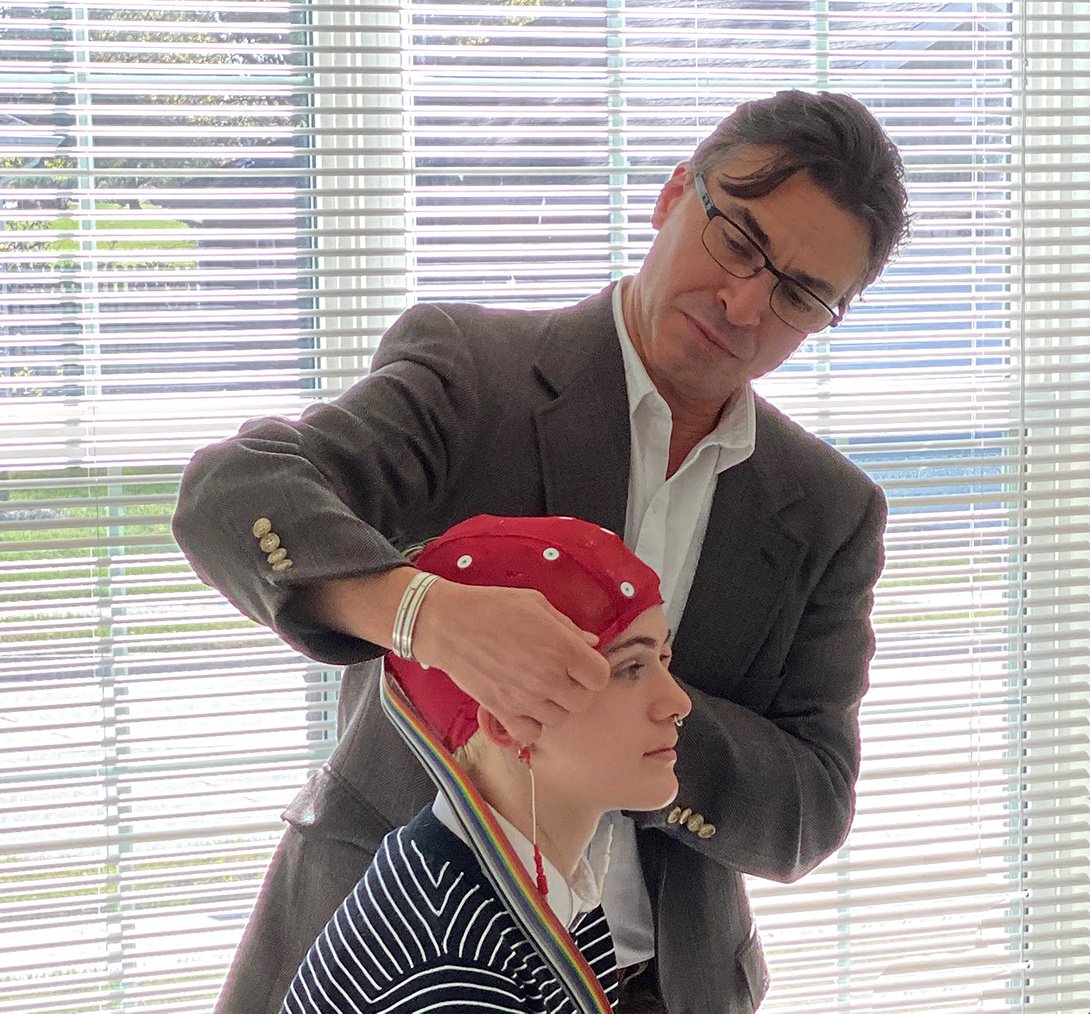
559, 634, 611, 694
490, 695, 568, 733
540, 597, 599, 641
537, 596, 609, 690
504, 714, 543, 745
414, 582, 612, 733
554, 674, 594, 715
534, 698, 570, 727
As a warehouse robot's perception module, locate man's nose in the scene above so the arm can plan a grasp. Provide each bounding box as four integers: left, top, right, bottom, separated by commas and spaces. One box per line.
717, 268, 774, 328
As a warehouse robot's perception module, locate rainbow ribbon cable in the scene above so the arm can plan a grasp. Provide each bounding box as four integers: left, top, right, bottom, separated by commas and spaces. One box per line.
381, 674, 614, 1013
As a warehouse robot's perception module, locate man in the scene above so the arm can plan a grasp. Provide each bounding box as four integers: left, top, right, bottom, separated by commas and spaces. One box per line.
173, 89, 909, 1013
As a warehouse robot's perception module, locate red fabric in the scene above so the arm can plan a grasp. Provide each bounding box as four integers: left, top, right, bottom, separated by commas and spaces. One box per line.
386, 514, 663, 750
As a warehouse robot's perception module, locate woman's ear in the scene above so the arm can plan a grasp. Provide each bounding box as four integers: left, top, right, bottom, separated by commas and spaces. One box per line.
476, 705, 519, 749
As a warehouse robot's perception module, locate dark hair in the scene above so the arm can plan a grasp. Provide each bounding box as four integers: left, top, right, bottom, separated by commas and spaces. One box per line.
689, 90, 910, 290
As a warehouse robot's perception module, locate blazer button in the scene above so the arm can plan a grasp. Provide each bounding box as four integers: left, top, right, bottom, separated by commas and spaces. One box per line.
252, 517, 272, 538
259, 532, 281, 553
686, 813, 704, 833
666, 806, 683, 825
266, 547, 288, 565
697, 823, 716, 839
678, 807, 692, 824
271, 558, 294, 572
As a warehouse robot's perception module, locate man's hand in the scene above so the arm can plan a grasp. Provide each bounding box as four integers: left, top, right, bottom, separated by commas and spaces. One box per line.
411, 578, 609, 744
290, 566, 609, 743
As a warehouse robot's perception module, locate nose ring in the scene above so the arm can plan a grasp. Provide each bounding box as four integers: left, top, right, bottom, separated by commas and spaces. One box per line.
673, 715, 684, 729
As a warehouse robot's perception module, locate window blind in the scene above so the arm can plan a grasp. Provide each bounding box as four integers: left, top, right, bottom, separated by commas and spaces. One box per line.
1, 1, 1087, 1011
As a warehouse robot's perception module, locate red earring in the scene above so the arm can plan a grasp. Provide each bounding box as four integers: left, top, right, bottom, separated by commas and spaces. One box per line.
518, 746, 548, 898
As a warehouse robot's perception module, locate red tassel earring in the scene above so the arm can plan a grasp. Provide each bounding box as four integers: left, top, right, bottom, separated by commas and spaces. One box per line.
518, 745, 548, 898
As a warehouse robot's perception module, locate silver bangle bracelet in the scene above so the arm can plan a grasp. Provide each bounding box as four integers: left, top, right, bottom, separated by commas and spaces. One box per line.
391, 571, 439, 661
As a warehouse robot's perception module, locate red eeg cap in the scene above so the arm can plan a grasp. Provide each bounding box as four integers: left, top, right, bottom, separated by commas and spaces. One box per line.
385, 515, 663, 751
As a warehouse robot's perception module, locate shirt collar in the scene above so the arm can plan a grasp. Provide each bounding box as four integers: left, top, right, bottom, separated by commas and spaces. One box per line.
612, 277, 756, 473
432, 793, 611, 929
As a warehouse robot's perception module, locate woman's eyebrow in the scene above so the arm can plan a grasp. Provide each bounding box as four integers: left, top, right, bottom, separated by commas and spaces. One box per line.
604, 635, 660, 657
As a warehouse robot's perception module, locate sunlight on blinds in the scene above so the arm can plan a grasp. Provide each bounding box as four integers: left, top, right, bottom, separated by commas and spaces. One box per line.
1, 1, 1087, 1010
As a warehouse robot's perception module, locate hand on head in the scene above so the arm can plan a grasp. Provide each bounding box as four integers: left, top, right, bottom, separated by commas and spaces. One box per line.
387, 514, 665, 749
411, 580, 609, 745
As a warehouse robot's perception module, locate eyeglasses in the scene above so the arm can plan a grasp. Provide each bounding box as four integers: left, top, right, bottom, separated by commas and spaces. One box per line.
693, 172, 844, 334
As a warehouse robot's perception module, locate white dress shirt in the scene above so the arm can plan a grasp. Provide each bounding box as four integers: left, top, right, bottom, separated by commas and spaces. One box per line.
597, 278, 756, 968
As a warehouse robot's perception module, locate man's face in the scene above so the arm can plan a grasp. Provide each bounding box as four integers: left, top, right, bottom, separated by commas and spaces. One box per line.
534, 605, 691, 815
622, 146, 871, 420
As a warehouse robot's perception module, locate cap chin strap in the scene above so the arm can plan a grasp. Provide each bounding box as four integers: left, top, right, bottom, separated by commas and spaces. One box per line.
381, 674, 613, 1013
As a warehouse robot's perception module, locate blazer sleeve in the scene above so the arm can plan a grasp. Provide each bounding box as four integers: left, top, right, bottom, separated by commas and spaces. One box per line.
171, 303, 492, 664
635, 482, 886, 884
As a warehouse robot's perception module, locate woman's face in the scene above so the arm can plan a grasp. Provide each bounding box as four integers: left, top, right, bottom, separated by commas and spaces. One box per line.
534, 605, 692, 814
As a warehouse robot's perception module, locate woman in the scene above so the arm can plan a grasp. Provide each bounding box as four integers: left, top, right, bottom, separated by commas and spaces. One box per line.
280, 514, 691, 1013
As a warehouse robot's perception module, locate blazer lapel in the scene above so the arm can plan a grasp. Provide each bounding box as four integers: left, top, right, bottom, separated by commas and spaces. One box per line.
531, 285, 630, 536
672, 412, 808, 690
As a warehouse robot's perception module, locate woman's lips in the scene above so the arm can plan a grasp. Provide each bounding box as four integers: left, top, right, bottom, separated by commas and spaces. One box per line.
645, 744, 678, 760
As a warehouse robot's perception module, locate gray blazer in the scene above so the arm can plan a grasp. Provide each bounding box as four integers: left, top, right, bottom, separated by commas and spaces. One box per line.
174, 284, 886, 1013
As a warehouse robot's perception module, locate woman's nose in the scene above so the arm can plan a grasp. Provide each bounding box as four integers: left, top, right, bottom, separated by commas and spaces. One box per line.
672, 682, 693, 721
655, 668, 692, 721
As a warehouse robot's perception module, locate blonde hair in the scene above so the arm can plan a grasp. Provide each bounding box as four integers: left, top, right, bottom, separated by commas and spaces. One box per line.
452, 730, 488, 778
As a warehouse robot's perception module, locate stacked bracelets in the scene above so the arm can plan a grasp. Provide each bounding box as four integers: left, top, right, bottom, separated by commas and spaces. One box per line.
391, 571, 439, 661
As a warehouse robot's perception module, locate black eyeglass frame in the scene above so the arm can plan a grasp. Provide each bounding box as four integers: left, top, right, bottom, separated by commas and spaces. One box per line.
692, 171, 845, 332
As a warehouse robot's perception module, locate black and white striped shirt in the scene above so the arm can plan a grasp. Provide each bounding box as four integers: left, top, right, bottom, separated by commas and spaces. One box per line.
281, 807, 620, 1013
